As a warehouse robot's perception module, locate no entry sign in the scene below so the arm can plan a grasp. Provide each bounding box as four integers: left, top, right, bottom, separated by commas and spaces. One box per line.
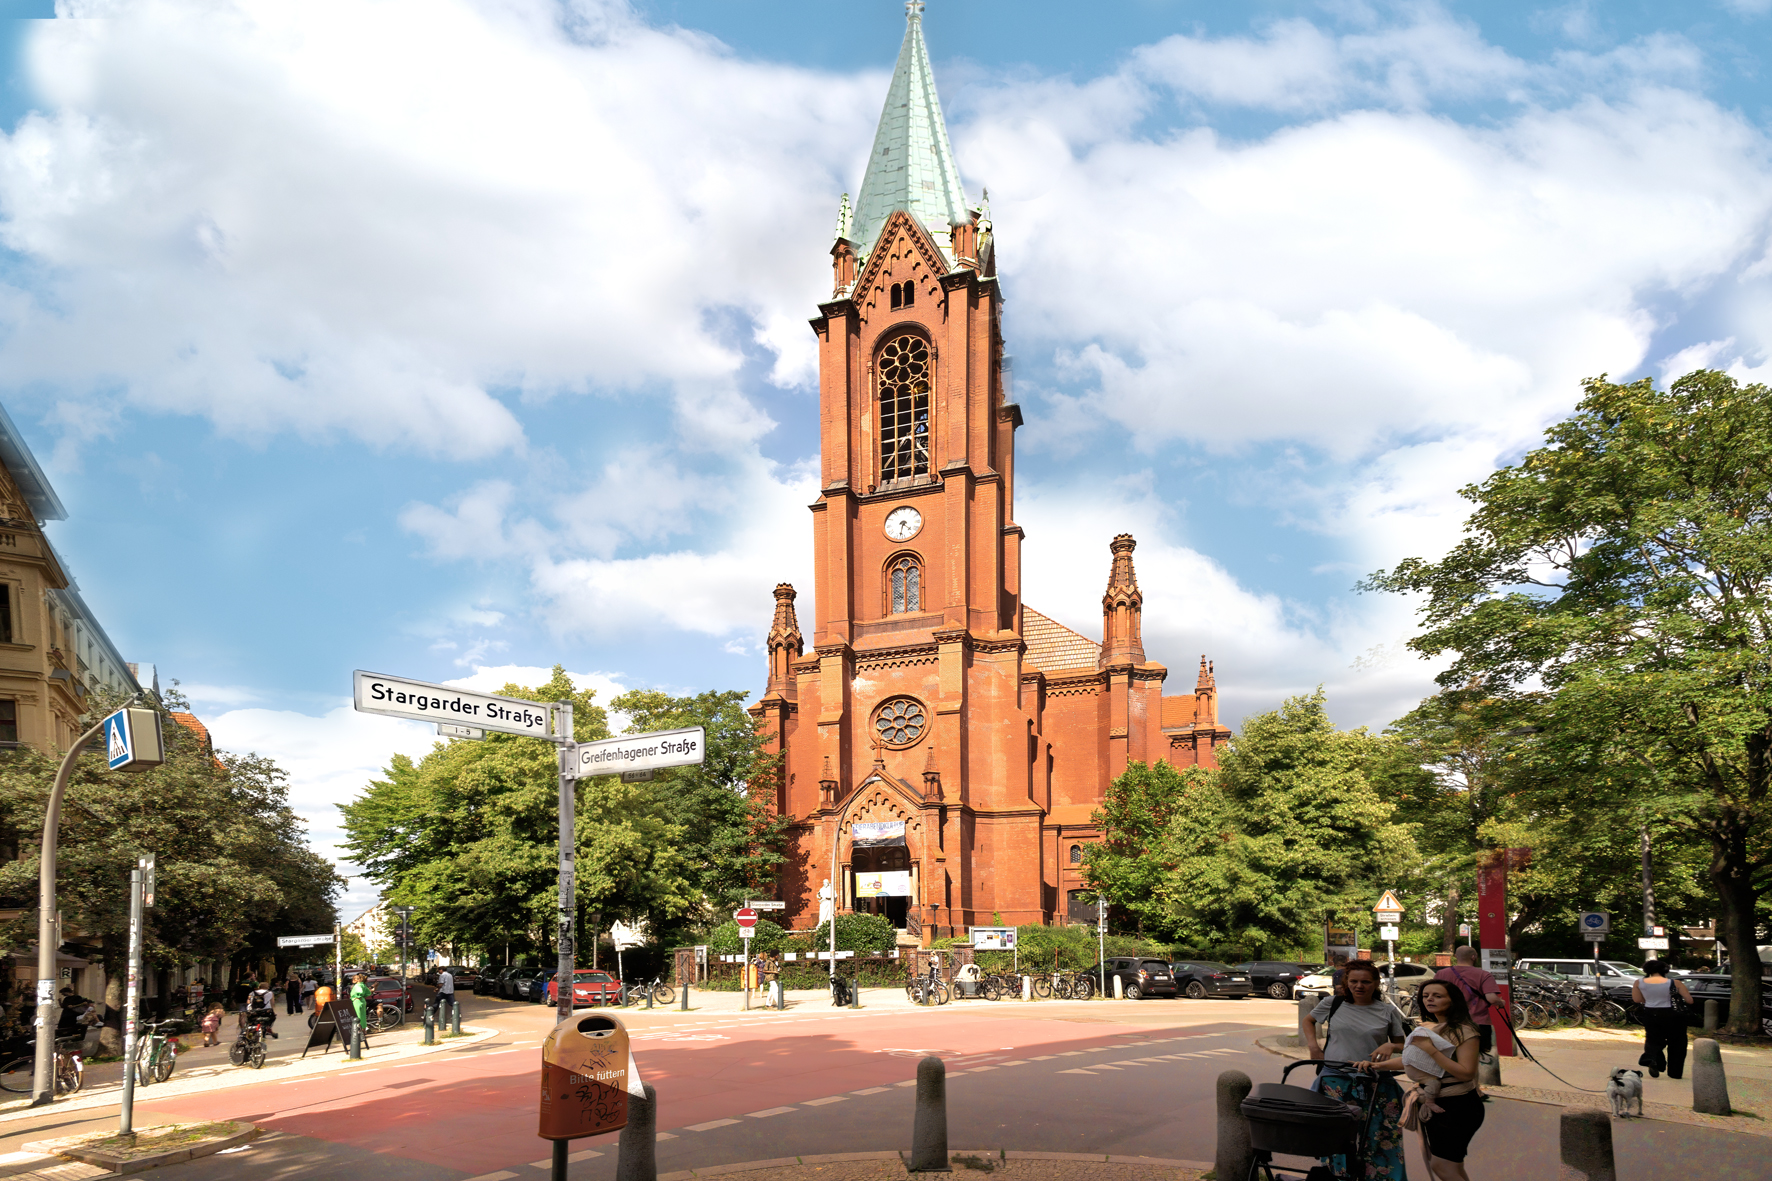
734, 908, 758, 928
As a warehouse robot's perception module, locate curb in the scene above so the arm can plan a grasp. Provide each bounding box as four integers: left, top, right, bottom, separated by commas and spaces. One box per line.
641, 1151, 1213, 1181
25, 1120, 258, 1175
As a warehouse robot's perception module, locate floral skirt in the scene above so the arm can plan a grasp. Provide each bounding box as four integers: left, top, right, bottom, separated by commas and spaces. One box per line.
1316, 1070, 1407, 1181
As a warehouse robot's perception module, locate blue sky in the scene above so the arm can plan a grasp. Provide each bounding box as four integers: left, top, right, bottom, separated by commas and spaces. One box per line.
7, 0, 1772, 914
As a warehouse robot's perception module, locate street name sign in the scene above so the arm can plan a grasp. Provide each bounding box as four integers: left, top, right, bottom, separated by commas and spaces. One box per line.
577, 727, 706, 777
1638, 936, 1670, 950
103, 707, 165, 772
278, 934, 334, 948
748, 901, 786, 910
354, 670, 553, 738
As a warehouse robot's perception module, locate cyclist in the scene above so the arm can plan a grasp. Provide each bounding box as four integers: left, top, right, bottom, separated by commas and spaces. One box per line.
245, 985, 279, 1039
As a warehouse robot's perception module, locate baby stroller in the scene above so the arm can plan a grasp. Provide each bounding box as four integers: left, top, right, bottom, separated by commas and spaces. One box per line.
1240, 1060, 1383, 1181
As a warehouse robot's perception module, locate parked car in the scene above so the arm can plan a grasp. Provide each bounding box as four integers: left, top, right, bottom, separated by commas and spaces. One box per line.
368, 976, 416, 1013
544, 969, 623, 1006
1514, 958, 1643, 1000
1674, 971, 1772, 1037
450, 968, 483, 991
1292, 960, 1434, 1006
1098, 957, 1180, 999
1170, 961, 1252, 999
1231, 961, 1317, 1000
505, 968, 550, 1001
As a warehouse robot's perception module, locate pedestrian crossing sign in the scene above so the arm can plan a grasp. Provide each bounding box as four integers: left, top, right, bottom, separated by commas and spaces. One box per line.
102, 707, 165, 772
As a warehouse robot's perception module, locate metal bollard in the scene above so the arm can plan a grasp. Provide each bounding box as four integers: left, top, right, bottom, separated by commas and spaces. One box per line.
350, 1020, 362, 1060
422, 1002, 434, 1046
680, 982, 689, 1011
1214, 1071, 1253, 1181
910, 1055, 950, 1172
1692, 1038, 1731, 1116
1557, 1107, 1615, 1181
616, 1081, 658, 1181
1703, 999, 1718, 1032
451, 999, 462, 1036
851, 976, 860, 1009
645, 985, 653, 1010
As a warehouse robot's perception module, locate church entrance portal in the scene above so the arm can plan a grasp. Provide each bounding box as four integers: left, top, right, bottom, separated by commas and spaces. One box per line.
853, 843, 910, 929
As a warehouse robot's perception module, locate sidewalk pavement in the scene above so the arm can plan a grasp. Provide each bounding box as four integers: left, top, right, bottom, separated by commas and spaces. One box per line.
613, 985, 1141, 1015
0, 1018, 497, 1126
1258, 1023, 1771, 1137
655, 1151, 1205, 1181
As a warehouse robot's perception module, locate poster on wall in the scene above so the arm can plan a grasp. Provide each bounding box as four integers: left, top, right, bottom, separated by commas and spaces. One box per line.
1325, 928, 1359, 964
855, 870, 911, 897
851, 821, 906, 848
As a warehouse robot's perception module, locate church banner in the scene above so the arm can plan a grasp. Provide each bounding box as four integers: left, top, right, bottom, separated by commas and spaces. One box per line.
851, 821, 906, 848
855, 870, 912, 897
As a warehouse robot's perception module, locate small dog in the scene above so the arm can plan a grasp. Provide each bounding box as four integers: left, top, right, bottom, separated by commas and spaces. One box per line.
1607, 1068, 1644, 1118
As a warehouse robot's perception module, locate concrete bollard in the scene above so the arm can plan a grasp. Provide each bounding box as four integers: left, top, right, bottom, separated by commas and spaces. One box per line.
1557, 1108, 1614, 1181
1692, 1038, 1731, 1116
1296, 995, 1313, 1038
615, 1081, 658, 1181
1214, 1071, 1252, 1181
1022, 976, 1032, 1002
422, 1002, 434, 1046
680, 982, 689, 1011
451, 1000, 462, 1036
1113, 975, 1124, 999
910, 1055, 950, 1172
1703, 999, 1718, 1033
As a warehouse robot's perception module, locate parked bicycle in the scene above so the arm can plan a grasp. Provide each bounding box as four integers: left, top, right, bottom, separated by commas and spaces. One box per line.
0, 1036, 85, 1095
639, 974, 675, 1006
907, 960, 950, 1006
134, 1019, 183, 1086
229, 1009, 273, 1069
365, 1000, 405, 1033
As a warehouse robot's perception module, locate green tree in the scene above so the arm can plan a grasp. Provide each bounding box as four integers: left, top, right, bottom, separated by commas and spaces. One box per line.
1158, 691, 1416, 953
609, 688, 794, 918
0, 685, 341, 1050
340, 667, 696, 968
1368, 370, 1772, 1034
1080, 759, 1208, 940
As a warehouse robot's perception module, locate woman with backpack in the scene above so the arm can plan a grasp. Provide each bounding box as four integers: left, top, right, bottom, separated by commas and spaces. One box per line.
1632, 959, 1693, 1079
1303, 959, 1409, 1180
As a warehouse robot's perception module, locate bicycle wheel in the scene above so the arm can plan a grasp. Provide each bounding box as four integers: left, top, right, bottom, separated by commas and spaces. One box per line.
936, 982, 951, 1005
153, 1047, 175, 1083
377, 1002, 403, 1029
228, 1039, 248, 1067
652, 984, 675, 1006
1524, 1001, 1552, 1030
982, 983, 1000, 1002
1032, 977, 1052, 999
0, 1055, 33, 1092
1590, 1000, 1629, 1029
249, 1040, 266, 1069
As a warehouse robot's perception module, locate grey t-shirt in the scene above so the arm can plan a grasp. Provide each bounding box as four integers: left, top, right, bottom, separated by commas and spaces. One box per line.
1310, 995, 1407, 1062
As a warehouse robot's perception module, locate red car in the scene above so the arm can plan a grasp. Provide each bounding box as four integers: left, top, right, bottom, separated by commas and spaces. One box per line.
369, 976, 416, 1013
545, 969, 621, 1006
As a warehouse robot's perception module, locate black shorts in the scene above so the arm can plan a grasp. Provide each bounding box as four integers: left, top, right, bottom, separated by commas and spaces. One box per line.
1477, 1024, 1493, 1053
1422, 1091, 1485, 1163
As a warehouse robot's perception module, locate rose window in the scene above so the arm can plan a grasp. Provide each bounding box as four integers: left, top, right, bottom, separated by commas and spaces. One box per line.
873, 697, 927, 748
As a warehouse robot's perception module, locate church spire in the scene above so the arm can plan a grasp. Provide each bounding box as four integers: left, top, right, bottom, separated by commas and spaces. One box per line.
846, 0, 970, 264
1099, 533, 1147, 668
765, 583, 803, 696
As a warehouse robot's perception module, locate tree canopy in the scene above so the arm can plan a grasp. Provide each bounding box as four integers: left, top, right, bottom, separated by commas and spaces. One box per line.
1368, 370, 1772, 1034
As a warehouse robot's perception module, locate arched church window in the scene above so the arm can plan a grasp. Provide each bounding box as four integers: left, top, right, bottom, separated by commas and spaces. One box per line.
878, 335, 930, 482
1069, 844, 1083, 866
889, 556, 921, 614
890, 283, 903, 310
873, 697, 928, 749
901, 282, 914, 308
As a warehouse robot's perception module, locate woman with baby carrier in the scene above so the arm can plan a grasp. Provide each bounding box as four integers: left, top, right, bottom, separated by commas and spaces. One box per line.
1302, 959, 1409, 1180
1632, 959, 1693, 1079
1369, 979, 1485, 1181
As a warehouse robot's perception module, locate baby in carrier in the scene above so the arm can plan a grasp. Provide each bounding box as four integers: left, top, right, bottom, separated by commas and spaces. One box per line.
1401, 1024, 1452, 1119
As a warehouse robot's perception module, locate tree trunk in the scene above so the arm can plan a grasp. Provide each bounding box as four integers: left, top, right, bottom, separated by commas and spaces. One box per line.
1709, 826, 1763, 1038
1441, 882, 1460, 953
99, 933, 124, 1057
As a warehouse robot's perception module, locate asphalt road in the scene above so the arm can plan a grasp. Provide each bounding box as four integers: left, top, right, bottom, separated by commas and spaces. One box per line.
0, 992, 1761, 1180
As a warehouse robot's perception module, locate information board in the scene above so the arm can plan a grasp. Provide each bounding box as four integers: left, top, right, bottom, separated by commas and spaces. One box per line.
301, 999, 370, 1057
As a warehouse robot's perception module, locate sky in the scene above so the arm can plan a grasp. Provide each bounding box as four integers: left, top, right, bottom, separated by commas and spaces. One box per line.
6, 0, 1772, 918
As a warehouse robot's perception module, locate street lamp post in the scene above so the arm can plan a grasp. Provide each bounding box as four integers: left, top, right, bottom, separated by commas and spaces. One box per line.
32, 715, 110, 1106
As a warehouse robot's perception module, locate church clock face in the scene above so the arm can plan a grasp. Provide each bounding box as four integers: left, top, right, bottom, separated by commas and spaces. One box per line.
883, 505, 923, 542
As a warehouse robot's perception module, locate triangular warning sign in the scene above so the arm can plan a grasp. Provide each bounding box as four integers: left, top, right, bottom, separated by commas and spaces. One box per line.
106, 715, 129, 763
1374, 890, 1404, 913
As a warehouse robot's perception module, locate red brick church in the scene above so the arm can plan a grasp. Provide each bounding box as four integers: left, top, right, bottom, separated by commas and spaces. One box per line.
750, 3, 1231, 941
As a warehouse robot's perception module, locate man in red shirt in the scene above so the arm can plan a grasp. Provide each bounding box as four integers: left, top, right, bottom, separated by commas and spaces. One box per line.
1436, 945, 1503, 1055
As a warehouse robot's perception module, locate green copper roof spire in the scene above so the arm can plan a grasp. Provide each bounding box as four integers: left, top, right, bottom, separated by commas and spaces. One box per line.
847, 0, 969, 264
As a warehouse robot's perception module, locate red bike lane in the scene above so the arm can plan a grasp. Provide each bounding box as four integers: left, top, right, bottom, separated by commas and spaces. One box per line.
128, 1008, 1235, 1176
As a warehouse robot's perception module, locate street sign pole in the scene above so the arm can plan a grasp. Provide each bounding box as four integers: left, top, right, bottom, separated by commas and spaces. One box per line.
118, 859, 149, 1137
1373, 891, 1404, 1004
555, 702, 575, 1027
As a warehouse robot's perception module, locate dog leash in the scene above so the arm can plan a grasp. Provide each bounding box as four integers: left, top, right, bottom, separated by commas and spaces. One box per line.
1492, 1007, 1610, 1093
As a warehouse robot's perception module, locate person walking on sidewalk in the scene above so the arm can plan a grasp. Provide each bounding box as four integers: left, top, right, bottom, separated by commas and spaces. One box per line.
436, 967, 455, 1025
286, 975, 302, 1015
1304, 960, 1409, 1181
350, 974, 370, 1030
1434, 947, 1502, 1058
301, 974, 317, 1012
1633, 959, 1693, 1079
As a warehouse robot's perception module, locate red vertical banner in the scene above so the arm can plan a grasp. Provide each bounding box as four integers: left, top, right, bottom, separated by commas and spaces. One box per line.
1475, 851, 1514, 1056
